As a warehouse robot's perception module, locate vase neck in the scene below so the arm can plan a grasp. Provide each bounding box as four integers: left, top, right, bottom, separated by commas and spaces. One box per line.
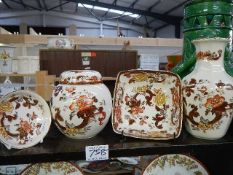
193, 39, 227, 72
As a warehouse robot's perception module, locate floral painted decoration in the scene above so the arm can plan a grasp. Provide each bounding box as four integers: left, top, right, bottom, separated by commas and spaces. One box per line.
59, 70, 103, 85
53, 89, 107, 137
0, 90, 51, 149
144, 154, 209, 175
196, 50, 222, 60
21, 162, 83, 175
112, 70, 183, 140
183, 79, 233, 132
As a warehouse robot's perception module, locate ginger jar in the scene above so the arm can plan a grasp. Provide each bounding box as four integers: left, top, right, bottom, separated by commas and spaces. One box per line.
183, 38, 233, 140
51, 70, 112, 139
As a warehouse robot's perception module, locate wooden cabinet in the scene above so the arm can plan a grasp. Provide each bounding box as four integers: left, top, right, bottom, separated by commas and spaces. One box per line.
39, 49, 138, 77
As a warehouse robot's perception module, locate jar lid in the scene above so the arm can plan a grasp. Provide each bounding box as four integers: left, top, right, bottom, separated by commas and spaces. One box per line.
59, 70, 103, 85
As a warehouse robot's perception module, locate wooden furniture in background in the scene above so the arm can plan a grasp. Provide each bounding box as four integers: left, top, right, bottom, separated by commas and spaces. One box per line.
39, 49, 138, 77
35, 71, 56, 101
0, 71, 56, 101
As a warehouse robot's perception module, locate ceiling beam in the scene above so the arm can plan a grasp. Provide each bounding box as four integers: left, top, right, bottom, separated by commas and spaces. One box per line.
36, 0, 42, 9
148, 0, 162, 11
65, 0, 182, 24
113, 0, 118, 5
154, 23, 169, 31
48, 1, 70, 11
163, 0, 189, 15
75, 2, 78, 13
59, 0, 63, 11
102, 0, 118, 18
7, 0, 41, 10
2, 0, 12, 9
20, 0, 26, 9
41, 0, 48, 11
129, 0, 140, 8
130, 0, 159, 24
75, 3, 78, 13
148, 0, 189, 30
144, 16, 149, 26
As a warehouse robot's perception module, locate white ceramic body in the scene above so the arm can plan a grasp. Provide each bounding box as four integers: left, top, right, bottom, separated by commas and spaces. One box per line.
0, 46, 14, 73
13, 56, 39, 73
51, 83, 112, 139
183, 38, 233, 140
47, 37, 74, 49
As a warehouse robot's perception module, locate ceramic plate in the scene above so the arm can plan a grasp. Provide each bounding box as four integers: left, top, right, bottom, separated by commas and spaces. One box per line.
0, 90, 51, 149
112, 70, 182, 140
20, 161, 84, 175
143, 154, 210, 175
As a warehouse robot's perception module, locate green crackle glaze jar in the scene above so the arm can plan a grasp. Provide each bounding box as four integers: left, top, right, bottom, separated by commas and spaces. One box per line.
172, 0, 233, 78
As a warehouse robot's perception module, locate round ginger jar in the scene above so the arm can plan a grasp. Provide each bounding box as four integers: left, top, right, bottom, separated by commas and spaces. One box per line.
51, 70, 112, 139
183, 37, 233, 140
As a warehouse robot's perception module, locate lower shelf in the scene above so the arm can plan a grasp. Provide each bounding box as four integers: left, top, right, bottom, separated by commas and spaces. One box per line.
0, 122, 233, 166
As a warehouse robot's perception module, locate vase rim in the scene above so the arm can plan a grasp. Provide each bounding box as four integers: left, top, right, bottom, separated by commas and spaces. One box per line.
59, 70, 103, 85
192, 37, 231, 44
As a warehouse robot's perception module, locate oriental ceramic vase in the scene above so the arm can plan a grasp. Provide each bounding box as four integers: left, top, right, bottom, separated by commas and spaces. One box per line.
172, 0, 233, 78
183, 37, 233, 140
51, 70, 112, 139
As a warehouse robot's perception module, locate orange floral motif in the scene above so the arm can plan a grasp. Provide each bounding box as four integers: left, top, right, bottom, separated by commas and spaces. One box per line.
76, 95, 94, 111
69, 95, 94, 112
204, 94, 225, 109
90, 76, 98, 81
20, 120, 32, 134
69, 103, 76, 111
131, 106, 144, 115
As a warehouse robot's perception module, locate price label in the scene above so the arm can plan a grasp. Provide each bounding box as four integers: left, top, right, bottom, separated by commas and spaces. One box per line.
85, 145, 109, 161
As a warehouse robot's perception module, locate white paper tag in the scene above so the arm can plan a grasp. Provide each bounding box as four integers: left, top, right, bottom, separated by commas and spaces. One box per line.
85, 145, 109, 161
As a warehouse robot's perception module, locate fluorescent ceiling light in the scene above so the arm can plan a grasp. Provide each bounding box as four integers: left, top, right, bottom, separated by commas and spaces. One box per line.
78, 3, 140, 18
0, 0, 2, 3
129, 14, 140, 18
78, 3, 84, 7
83, 4, 93, 9
78, 3, 93, 8
124, 12, 133, 15
94, 6, 108, 11
109, 9, 124, 14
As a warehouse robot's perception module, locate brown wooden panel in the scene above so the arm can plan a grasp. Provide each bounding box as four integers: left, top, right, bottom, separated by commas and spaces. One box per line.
39, 49, 138, 77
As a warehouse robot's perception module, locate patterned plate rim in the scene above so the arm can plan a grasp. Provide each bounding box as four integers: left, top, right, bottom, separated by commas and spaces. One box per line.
142, 154, 211, 175
0, 90, 51, 149
20, 161, 84, 175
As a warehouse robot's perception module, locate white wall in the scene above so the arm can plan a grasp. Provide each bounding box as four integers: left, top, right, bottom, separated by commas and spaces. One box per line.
156, 24, 184, 39
156, 25, 175, 38
0, 11, 148, 37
